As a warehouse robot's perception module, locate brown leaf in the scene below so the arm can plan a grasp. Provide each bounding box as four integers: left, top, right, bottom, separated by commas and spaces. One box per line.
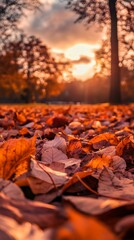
41, 147, 67, 164
0, 215, 46, 240
0, 136, 36, 179
43, 136, 67, 153
55, 206, 119, 240
69, 121, 83, 130
64, 196, 128, 215
28, 159, 68, 194
110, 156, 126, 173
116, 135, 134, 166
98, 167, 134, 200
0, 193, 65, 229
96, 146, 116, 157
62, 171, 97, 194
0, 178, 25, 199
115, 215, 134, 234
67, 139, 82, 154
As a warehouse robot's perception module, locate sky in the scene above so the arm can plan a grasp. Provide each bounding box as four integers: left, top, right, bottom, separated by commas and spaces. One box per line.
20, 0, 103, 80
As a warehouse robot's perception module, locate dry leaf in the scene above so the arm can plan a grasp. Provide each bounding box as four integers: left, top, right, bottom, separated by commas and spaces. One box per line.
0, 215, 46, 240
116, 135, 134, 165
15, 112, 27, 125
0, 136, 36, 179
96, 146, 116, 157
41, 147, 67, 164
55, 206, 119, 240
64, 196, 127, 215
19, 127, 30, 136
115, 215, 134, 234
98, 167, 134, 200
83, 156, 111, 170
61, 158, 81, 168
0, 193, 65, 229
28, 159, 68, 194
43, 136, 67, 153
0, 178, 25, 199
69, 121, 83, 130
110, 156, 126, 173
62, 171, 97, 193
89, 132, 118, 146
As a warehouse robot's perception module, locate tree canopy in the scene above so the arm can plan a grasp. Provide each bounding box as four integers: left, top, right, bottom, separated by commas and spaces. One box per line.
64, 0, 134, 103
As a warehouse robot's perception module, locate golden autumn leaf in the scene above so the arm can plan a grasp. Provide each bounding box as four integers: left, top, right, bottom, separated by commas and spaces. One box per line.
83, 156, 111, 170
15, 112, 27, 125
116, 135, 134, 156
19, 127, 30, 136
0, 136, 36, 179
55, 206, 119, 240
89, 132, 118, 146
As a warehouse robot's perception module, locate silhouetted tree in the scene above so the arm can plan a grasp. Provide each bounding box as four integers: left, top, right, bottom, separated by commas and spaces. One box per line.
64, 0, 134, 103
0, 34, 72, 102
0, 0, 40, 24
0, 0, 41, 53
0, 49, 25, 101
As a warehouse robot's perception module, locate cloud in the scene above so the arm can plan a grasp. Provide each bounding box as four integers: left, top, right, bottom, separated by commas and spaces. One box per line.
20, 1, 102, 50
72, 56, 91, 64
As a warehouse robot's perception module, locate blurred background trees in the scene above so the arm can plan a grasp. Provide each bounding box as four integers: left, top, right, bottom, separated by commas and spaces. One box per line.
0, 0, 133, 104
0, 33, 71, 102
64, 0, 134, 103
0, 0, 72, 103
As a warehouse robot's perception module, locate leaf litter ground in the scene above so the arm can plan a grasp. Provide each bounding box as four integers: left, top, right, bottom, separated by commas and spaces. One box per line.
0, 103, 134, 240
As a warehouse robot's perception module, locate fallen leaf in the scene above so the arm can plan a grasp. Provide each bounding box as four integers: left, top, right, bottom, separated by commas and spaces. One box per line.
55, 206, 119, 240
64, 196, 127, 215
83, 156, 111, 170
0, 193, 65, 229
19, 127, 30, 136
62, 171, 97, 194
28, 159, 68, 194
89, 133, 118, 146
0, 136, 36, 179
110, 156, 126, 173
96, 146, 116, 157
69, 121, 83, 130
0, 215, 46, 240
41, 147, 67, 164
115, 215, 134, 234
98, 167, 134, 200
0, 178, 25, 199
15, 112, 27, 125
43, 136, 67, 153
116, 135, 134, 165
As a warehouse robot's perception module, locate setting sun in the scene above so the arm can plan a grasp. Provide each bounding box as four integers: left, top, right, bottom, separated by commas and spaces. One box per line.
64, 43, 100, 79
53, 43, 100, 80
65, 43, 99, 60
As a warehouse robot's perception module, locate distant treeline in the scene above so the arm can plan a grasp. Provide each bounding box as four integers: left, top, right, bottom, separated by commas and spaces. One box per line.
47, 68, 134, 104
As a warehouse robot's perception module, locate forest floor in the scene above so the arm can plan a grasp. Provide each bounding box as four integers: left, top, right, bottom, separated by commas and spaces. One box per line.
0, 103, 134, 240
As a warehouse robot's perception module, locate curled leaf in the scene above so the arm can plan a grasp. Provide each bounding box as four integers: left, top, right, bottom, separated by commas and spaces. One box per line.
28, 159, 68, 194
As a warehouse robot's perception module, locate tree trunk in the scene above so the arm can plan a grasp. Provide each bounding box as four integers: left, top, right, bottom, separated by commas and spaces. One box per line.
109, 0, 121, 104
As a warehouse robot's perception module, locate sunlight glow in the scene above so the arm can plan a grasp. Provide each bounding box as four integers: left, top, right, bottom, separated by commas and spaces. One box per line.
65, 43, 100, 60
73, 64, 90, 76
72, 60, 96, 80
52, 43, 100, 80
